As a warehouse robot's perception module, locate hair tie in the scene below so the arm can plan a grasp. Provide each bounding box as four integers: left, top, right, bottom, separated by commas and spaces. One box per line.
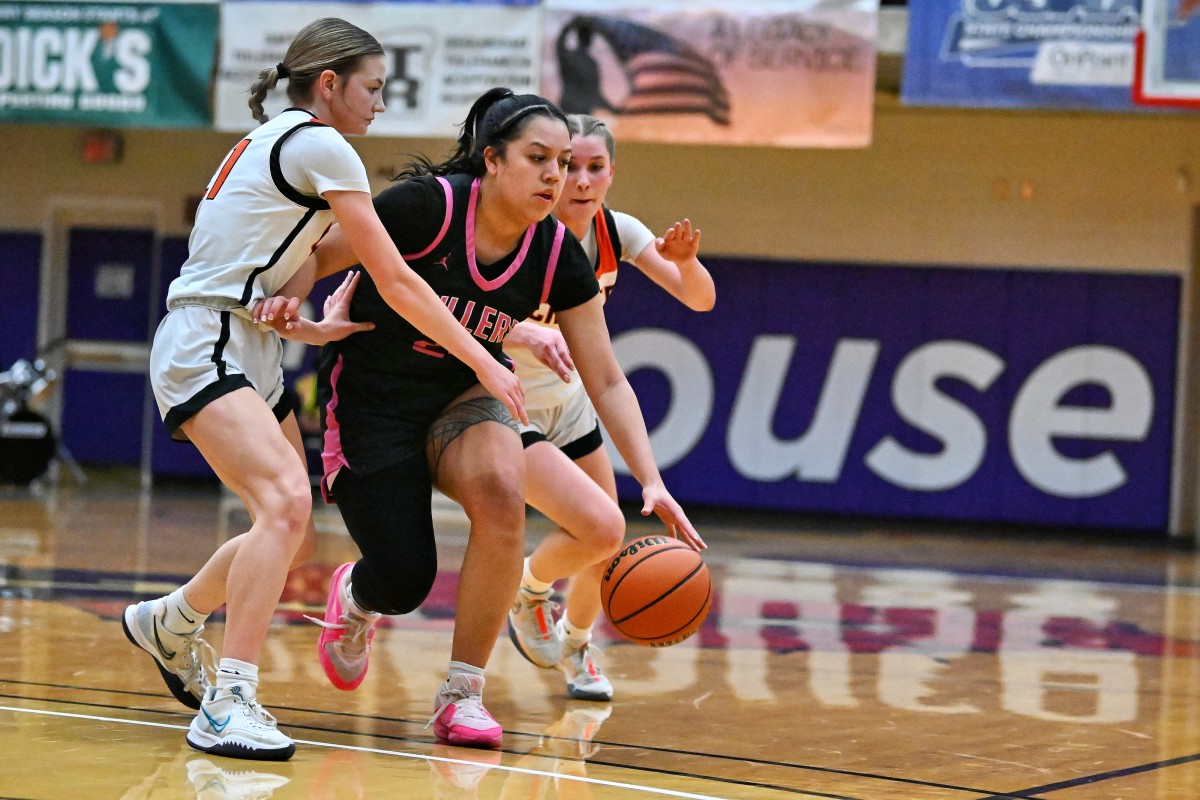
276, 62, 290, 79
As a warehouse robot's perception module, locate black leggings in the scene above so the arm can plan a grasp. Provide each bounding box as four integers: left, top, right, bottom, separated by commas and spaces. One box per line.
331, 454, 438, 615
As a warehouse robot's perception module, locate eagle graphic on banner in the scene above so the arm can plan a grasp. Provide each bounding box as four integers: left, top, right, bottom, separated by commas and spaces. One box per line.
555, 15, 731, 125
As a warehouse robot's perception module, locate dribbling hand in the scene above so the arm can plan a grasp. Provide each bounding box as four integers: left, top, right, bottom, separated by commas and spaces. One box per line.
641, 483, 706, 552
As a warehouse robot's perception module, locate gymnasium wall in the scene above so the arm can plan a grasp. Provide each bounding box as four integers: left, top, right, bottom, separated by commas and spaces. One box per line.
1, 98, 1196, 268
1, 97, 1197, 532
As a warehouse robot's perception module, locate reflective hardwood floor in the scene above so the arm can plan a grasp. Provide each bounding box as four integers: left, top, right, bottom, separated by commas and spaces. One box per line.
2, 469, 1200, 799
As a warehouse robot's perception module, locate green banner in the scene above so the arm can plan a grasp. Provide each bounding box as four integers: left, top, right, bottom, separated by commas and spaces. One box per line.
0, 1, 217, 127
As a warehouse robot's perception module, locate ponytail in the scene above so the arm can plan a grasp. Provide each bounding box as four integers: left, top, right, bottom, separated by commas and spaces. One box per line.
396, 87, 568, 180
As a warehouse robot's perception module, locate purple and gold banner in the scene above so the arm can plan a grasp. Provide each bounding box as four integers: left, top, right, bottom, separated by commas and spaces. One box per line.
541, 0, 879, 148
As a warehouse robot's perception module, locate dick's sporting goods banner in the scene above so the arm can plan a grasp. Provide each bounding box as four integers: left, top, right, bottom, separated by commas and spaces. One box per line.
903, 0, 1142, 111
541, 0, 878, 148
602, 262, 1179, 532
214, 1, 541, 135
0, 1, 218, 126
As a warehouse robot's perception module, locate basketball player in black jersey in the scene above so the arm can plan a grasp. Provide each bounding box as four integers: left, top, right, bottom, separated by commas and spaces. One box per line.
121, 19, 525, 763
254, 88, 701, 748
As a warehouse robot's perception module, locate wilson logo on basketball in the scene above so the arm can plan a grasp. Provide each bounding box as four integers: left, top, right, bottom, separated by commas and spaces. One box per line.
603, 535, 672, 582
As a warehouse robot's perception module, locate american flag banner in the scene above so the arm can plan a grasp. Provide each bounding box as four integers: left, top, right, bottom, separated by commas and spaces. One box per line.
542, 0, 879, 148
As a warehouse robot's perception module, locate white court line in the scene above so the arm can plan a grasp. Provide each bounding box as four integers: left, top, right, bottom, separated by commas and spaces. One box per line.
0, 705, 733, 800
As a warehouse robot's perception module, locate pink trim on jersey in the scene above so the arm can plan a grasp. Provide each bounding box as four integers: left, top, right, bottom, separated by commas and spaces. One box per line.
466, 177, 534, 291
320, 354, 349, 503
405, 176, 454, 260
413, 340, 446, 358
540, 221, 566, 306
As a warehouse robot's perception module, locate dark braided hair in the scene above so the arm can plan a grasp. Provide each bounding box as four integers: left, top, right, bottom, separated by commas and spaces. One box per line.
395, 87, 569, 180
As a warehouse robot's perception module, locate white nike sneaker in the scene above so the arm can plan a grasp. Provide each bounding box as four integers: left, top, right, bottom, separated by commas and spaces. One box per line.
507, 587, 560, 669
122, 597, 216, 709
558, 621, 613, 702
186, 681, 295, 762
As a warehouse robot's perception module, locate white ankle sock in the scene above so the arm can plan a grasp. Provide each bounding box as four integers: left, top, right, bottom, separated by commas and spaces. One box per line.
521, 557, 554, 595
343, 578, 367, 614
561, 619, 592, 648
164, 588, 206, 632
447, 660, 485, 681
216, 658, 259, 690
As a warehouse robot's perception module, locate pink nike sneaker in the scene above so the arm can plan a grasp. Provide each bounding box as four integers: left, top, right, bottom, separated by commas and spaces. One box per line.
309, 562, 380, 691
430, 674, 503, 749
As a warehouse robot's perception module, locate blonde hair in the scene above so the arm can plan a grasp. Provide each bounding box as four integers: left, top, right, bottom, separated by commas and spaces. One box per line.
567, 114, 615, 161
248, 18, 383, 123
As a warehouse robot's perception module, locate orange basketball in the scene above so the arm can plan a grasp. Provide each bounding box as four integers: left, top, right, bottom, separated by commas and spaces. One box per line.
600, 535, 711, 647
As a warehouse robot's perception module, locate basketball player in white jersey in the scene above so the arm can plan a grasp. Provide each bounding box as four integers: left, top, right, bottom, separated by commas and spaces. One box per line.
505, 114, 714, 701
119, 18, 525, 761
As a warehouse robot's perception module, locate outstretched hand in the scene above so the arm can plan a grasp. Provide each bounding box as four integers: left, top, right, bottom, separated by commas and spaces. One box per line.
654, 219, 701, 265
315, 270, 375, 340
641, 483, 706, 552
250, 270, 374, 345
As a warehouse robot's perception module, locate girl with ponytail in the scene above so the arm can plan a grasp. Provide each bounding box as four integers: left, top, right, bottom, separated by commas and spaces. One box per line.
504, 113, 713, 702
253, 87, 701, 749
122, 21, 524, 762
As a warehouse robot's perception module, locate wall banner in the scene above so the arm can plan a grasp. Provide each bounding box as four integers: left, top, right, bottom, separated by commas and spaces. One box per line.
0, 1, 218, 127
602, 261, 1179, 532
215, 1, 540, 135
1136, 0, 1200, 105
541, 0, 879, 148
902, 0, 1143, 111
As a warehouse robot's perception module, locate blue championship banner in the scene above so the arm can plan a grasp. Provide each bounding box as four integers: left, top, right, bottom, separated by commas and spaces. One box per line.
903, 0, 1143, 111
0, 1, 218, 127
602, 262, 1179, 532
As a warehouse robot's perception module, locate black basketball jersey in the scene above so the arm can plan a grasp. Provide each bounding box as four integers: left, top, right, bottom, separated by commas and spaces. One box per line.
319, 173, 600, 479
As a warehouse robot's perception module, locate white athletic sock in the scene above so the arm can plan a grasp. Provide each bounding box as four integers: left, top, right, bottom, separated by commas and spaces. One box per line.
561, 619, 592, 648
521, 557, 554, 595
343, 576, 370, 616
216, 658, 259, 690
164, 587, 206, 632
447, 660, 485, 681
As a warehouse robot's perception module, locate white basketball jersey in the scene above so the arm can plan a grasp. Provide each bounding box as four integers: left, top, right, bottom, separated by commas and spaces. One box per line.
166, 109, 370, 316
511, 209, 654, 409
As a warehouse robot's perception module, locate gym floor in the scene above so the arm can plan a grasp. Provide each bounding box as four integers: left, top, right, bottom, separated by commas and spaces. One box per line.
1, 469, 1198, 799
